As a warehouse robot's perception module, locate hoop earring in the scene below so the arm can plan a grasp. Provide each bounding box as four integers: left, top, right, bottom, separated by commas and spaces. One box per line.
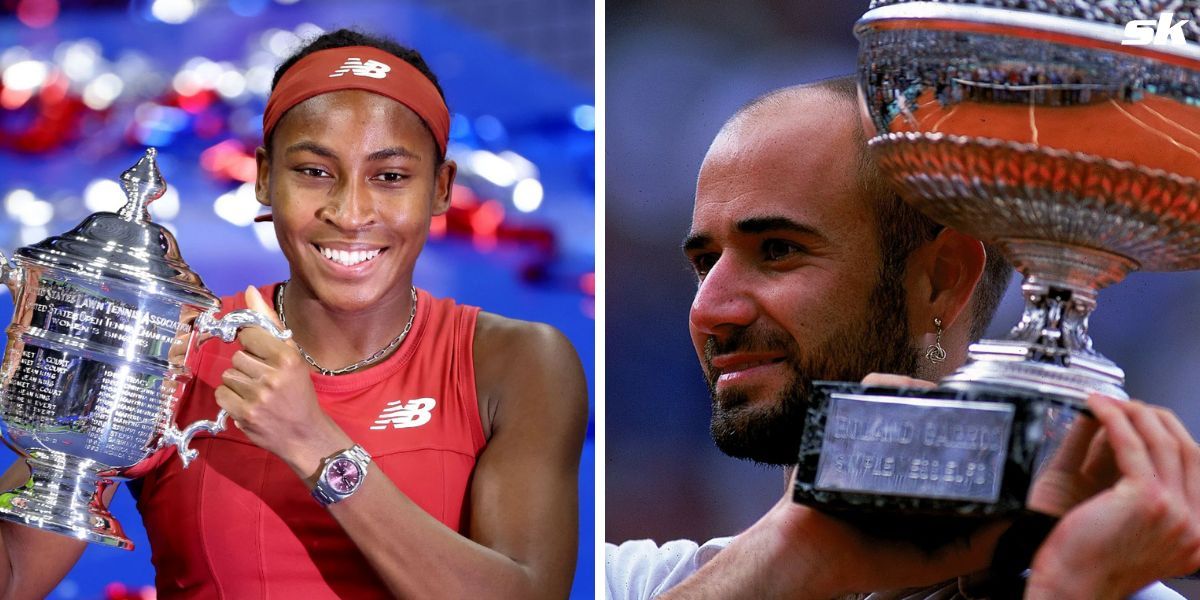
925, 317, 947, 364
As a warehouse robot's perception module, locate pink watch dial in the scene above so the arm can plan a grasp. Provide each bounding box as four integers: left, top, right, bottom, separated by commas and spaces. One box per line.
328, 458, 362, 493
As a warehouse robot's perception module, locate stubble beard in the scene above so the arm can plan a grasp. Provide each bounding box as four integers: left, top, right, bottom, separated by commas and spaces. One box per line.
704, 270, 919, 466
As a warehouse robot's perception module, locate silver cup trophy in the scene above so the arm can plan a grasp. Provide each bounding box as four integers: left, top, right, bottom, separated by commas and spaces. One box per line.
0, 149, 289, 549
794, 1, 1200, 518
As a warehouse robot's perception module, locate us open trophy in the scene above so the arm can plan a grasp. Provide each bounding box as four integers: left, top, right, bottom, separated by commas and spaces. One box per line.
0, 148, 290, 549
794, 1, 1200, 518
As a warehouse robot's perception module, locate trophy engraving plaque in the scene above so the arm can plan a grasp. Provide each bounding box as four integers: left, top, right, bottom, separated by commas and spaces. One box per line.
813, 393, 1013, 503
0, 149, 290, 549
794, 0, 1200, 517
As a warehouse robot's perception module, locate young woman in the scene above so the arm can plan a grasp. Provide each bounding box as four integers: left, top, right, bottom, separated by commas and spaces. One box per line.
0, 29, 587, 599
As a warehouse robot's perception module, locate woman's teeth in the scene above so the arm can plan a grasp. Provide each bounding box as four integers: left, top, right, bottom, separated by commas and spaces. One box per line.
319, 247, 381, 267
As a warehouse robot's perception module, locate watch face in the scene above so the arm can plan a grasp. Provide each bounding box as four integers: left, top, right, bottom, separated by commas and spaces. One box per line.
327, 458, 363, 493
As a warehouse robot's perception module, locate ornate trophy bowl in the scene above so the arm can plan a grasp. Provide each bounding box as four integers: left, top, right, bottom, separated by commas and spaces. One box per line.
794, 1, 1200, 517
0, 149, 289, 549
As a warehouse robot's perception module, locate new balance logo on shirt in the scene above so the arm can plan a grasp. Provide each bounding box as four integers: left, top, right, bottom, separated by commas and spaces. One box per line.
329, 58, 391, 79
371, 397, 436, 430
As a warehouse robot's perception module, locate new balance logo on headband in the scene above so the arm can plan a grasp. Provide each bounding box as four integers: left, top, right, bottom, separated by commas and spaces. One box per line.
329, 58, 392, 79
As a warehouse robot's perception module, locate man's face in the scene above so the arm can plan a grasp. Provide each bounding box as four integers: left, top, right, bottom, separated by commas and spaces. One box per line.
684, 96, 919, 465
256, 89, 454, 313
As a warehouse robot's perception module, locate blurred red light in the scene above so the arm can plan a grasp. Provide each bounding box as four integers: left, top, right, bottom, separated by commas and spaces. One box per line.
176, 90, 216, 114
103, 582, 129, 599
469, 199, 505, 237
39, 72, 68, 103
430, 214, 447, 238
450, 183, 478, 209
17, 0, 58, 28
200, 140, 255, 182
0, 88, 33, 110
230, 156, 256, 182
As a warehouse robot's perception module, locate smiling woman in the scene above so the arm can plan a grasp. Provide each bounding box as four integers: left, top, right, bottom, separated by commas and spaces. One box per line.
263, 88, 450, 320
0, 28, 587, 600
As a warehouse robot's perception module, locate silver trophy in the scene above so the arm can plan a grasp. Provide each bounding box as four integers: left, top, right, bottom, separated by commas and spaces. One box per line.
0, 149, 290, 549
794, 1, 1200, 517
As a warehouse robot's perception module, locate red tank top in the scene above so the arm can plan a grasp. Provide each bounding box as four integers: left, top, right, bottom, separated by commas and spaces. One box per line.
131, 284, 486, 598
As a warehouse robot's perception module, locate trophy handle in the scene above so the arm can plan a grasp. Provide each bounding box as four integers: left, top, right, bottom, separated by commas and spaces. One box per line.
161, 408, 228, 468
193, 309, 291, 343
0, 250, 23, 298
162, 309, 292, 467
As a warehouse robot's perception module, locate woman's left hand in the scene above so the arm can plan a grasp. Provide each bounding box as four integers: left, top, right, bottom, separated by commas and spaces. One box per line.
214, 286, 350, 476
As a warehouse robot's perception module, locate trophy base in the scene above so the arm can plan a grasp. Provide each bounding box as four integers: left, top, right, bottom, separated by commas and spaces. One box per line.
0, 453, 131, 550
794, 382, 1084, 519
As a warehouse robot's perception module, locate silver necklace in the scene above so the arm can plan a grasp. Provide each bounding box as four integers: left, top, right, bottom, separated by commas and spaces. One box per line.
275, 281, 417, 376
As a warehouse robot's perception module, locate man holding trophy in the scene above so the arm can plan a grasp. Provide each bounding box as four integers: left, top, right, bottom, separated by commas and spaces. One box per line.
611, 0, 1200, 596
0, 29, 587, 598
605, 77, 1196, 600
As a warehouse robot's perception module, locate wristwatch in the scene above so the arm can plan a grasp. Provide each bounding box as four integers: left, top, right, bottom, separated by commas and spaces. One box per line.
311, 444, 372, 506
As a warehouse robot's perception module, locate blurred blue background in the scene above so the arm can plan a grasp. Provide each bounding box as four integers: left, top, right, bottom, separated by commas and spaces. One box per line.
606, 1, 1200, 596
0, 0, 594, 597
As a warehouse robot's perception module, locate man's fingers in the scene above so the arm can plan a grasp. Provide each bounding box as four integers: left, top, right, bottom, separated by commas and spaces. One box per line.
860, 372, 937, 389
1079, 429, 1118, 489
1154, 408, 1200, 506
1127, 402, 1183, 486
1045, 411, 1101, 473
1087, 395, 1154, 480
1028, 414, 1104, 515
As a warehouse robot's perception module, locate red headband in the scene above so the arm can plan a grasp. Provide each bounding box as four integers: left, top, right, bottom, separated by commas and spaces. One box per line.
262, 45, 449, 157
